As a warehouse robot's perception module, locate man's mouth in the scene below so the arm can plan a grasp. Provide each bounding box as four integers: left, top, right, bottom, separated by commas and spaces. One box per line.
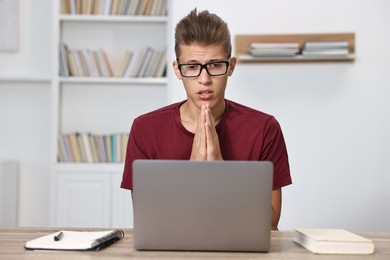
198, 90, 212, 95
197, 90, 214, 100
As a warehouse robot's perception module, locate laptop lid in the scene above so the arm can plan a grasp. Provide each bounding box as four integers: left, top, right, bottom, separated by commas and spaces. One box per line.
132, 160, 273, 252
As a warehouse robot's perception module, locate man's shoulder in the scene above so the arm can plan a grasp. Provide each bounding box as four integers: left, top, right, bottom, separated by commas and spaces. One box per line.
225, 99, 281, 129
134, 102, 181, 124
227, 99, 273, 119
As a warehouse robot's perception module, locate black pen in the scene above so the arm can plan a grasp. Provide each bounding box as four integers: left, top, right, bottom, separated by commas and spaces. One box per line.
54, 231, 63, 241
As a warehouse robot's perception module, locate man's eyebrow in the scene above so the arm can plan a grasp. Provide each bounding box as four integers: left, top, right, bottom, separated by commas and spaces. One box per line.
182, 58, 227, 64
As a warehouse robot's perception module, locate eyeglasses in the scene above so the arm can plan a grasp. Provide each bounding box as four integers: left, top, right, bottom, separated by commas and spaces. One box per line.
177, 60, 230, 78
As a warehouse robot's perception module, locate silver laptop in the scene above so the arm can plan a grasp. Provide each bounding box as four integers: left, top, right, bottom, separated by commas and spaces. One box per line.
132, 160, 273, 252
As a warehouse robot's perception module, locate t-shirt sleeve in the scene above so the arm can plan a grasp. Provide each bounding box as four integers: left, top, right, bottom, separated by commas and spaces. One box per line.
262, 117, 292, 190
121, 120, 147, 190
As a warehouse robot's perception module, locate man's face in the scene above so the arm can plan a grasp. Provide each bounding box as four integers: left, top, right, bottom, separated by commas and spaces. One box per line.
173, 43, 236, 110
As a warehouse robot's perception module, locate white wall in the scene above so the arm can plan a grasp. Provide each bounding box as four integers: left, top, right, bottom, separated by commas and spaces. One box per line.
1, 0, 389, 231
0, 0, 52, 226
169, 0, 390, 232
0, 0, 51, 77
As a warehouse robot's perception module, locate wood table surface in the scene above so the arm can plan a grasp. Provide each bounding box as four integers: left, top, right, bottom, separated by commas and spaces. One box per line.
1, 227, 390, 259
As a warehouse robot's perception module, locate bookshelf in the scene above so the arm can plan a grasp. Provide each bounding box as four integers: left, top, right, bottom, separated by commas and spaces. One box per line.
51, 0, 170, 228
235, 33, 355, 62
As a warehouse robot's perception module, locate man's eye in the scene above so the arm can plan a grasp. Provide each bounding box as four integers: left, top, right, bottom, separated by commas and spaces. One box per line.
186, 65, 199, 70
209, 63, 222, 69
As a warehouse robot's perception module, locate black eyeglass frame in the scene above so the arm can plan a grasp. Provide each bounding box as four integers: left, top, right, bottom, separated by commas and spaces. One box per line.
177, 60, 230, 78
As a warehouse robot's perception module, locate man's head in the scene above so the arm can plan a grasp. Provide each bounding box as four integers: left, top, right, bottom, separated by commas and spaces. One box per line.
173, 9, 236, 115
174, 8, 232, 60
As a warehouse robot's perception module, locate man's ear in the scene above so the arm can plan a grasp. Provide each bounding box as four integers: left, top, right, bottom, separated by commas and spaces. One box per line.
228, 57, 237, 76
172, 60, 182, 80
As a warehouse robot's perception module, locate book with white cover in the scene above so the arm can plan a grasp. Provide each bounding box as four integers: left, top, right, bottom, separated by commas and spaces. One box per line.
304, 41, 349, 50
293, 228, 375, 255
250, 42, 300, 49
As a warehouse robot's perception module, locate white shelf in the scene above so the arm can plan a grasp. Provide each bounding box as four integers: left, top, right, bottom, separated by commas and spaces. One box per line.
53, 162, 124, 172
59, 77, 167, 85
238, 54, 355, 62
236, 33, 355, 63
0, 76, 51, 83
59, 15, 168, 23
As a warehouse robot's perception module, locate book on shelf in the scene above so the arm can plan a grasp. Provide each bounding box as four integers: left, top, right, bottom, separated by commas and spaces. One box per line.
249, 42, 300, 58
110, 0, 122, 15
95, 134, 108, 162
59, 43, 70, 76
126, 0, 140, 15
102, 0, 112, 15
145, 49, 162, 77
293, 228, 375, 255
250, 42, 300, 49
93, 0, 104, 15
114, 50, 133, 77
61, 0, 167, 16
155, 49, 167, 77
60, 44, 165, 78
302, 40, 350, 58
303, 41, 349, 50
301, 49, 350, 58
79, 133, 94, 163
25, 229, 124, 251
66, 50, 77, 76
96, 49, 114, 77
129, 46, 151, 77
138, 48, 155, 77
249, 49, 299, 57
68, 133, 82, 162
58, 132, 129, 163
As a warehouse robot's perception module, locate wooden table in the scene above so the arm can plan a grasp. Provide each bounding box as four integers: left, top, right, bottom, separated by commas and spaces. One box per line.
1, 227, 390, 259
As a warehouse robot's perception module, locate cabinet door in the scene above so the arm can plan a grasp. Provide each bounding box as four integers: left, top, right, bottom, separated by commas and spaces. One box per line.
112, 172, 133, 228
55, 172, 111, 228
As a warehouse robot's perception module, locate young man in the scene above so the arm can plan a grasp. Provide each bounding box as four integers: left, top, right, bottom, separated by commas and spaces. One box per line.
121, 9, 292, 230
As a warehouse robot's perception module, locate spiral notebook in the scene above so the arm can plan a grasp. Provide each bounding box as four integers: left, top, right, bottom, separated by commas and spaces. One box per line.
25, 229, 124, 251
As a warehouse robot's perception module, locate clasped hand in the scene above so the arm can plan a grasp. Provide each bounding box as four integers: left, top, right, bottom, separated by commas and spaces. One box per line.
190, 104, 223, 161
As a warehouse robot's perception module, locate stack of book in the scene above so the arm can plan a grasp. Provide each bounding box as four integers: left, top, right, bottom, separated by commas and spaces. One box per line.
61, 0, 168, 16
58, 132, 129, 163
59, 43, 166, 78
302, 41, 350, 58
248, 42, 300, 58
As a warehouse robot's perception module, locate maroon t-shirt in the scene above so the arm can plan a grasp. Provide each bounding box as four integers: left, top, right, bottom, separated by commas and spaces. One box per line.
121, 99, 292, 190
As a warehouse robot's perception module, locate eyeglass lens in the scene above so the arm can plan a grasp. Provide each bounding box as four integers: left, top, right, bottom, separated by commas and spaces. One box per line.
180, 61, 229, 77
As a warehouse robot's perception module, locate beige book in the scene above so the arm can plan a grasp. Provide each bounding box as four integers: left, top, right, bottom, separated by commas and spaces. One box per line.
127, 0, 139, 15
114, 50, 133, 77
99, 49, 113, 76
104, 135, 112, 162
89, 134, 99, 162
93, 0, 104, 15
294, 228, 375, 255
68, 133, 82, 162
80, 133, 94, 163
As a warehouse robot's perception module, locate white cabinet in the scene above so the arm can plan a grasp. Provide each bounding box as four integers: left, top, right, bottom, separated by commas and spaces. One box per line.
50, 0, 169, 227
52, 164, 133, 228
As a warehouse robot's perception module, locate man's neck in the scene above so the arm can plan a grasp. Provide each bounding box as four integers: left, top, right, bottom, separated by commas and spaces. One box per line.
179, 100, 226, 133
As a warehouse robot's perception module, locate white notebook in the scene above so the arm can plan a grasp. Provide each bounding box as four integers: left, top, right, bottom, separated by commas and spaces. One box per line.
25, 230, 124, 251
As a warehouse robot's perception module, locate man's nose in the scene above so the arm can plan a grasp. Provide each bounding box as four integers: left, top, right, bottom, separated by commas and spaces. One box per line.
197, 67, 211, 84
